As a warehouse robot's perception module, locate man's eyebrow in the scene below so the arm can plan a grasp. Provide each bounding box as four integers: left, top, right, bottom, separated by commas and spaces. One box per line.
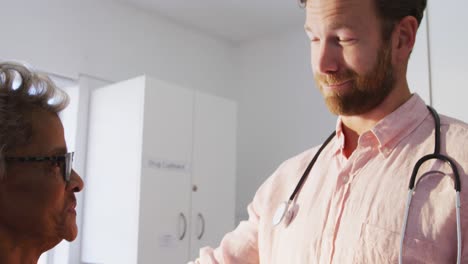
304, 22, 354, 32
329, 21, 354, 30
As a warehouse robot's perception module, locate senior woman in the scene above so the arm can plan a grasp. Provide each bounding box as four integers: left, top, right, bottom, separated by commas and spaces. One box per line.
0, 62, 84, 263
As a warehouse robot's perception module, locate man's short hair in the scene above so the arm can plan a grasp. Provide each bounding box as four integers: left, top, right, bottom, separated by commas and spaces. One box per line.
300, 0, 427, 40
0, 62, 69, 178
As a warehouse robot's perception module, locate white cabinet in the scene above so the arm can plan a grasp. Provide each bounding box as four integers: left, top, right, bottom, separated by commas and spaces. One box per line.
190, 92, 237, 259
81, 76, 236, 264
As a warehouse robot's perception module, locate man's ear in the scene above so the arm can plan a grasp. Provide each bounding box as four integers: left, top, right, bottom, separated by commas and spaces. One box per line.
392, 16, 419, 62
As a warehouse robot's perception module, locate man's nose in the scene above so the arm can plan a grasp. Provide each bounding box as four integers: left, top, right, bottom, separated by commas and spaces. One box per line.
315, 42, 340, 75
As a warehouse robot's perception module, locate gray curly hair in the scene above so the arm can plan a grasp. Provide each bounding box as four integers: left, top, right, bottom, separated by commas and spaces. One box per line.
0, 62, 69, 178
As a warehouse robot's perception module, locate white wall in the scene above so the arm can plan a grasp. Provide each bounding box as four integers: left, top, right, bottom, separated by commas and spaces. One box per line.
0, 0, 237, 100
0, 1, 237, 263
3, 0, 463, 260
233, 16, 432, 221
234, 28, 336, 221
428, 1, 468, 122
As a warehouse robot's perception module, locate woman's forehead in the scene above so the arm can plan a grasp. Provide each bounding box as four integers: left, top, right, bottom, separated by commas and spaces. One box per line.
23, 109, 66, 156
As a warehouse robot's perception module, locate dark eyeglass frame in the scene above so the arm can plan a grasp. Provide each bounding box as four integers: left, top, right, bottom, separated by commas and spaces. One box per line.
4, 152, 74, 182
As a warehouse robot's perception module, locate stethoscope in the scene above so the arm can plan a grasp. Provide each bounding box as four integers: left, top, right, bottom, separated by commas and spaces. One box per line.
271, 106, 462, 264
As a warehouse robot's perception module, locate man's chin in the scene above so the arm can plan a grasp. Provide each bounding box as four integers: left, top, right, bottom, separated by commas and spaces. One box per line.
324, 95, 346, 115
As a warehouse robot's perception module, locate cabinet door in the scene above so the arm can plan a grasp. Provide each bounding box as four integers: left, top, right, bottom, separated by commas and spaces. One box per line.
82, 77, 146, 264
190, 91, 237, 259
138, 77, 194, 264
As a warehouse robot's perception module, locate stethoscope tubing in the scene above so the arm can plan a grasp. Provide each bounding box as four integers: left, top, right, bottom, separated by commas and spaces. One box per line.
288, 131, 336, 202
274, 105, 462, 263
398, 106, 461, 264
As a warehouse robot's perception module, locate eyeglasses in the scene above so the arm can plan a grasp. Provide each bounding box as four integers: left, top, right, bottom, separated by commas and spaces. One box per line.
5, 152, 74, 182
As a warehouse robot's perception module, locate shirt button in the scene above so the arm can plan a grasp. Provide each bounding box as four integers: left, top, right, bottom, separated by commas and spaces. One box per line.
342, 176, 349, 183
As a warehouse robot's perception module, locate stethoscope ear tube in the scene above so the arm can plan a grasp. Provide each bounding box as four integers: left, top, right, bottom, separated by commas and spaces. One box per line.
408, 106, 461, 191
456, 191, 462, 264
399, 190, 414, 264
408, 154, 461, 191
427, 106, 441, 155
400, 106, 462, 264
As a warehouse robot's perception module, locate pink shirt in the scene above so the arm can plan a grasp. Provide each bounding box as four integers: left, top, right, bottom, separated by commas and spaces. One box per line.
191, 94, 468, 263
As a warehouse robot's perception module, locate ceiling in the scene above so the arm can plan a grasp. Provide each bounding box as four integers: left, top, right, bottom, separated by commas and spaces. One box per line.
115, 0, 306, 43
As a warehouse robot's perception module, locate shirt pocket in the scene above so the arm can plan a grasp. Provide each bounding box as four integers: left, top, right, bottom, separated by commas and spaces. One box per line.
352, 222, 448, 264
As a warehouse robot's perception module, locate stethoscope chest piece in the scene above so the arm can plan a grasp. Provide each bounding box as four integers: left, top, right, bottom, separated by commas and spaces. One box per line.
272, 201, 290, 226
271, 131, 337, 228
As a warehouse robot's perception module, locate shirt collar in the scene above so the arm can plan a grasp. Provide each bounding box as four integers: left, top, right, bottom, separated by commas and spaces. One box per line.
333, 94, 429, 158
334, 116, 346, 156
372, 94, 428, 157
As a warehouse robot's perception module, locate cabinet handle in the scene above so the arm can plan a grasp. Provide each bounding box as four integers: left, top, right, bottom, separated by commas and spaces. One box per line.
179, 213, 187, 240
197, 213, 205, 240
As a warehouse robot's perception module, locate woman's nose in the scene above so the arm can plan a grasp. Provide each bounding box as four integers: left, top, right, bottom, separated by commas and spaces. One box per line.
67, 169, 84, 192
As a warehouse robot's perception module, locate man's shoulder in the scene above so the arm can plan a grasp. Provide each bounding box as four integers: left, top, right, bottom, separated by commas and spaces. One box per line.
436, 115, 468, 172
441, 113, 468, 127
254, 145, 324, 202
440, 114, 468, 140
276, 145, 323, 172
